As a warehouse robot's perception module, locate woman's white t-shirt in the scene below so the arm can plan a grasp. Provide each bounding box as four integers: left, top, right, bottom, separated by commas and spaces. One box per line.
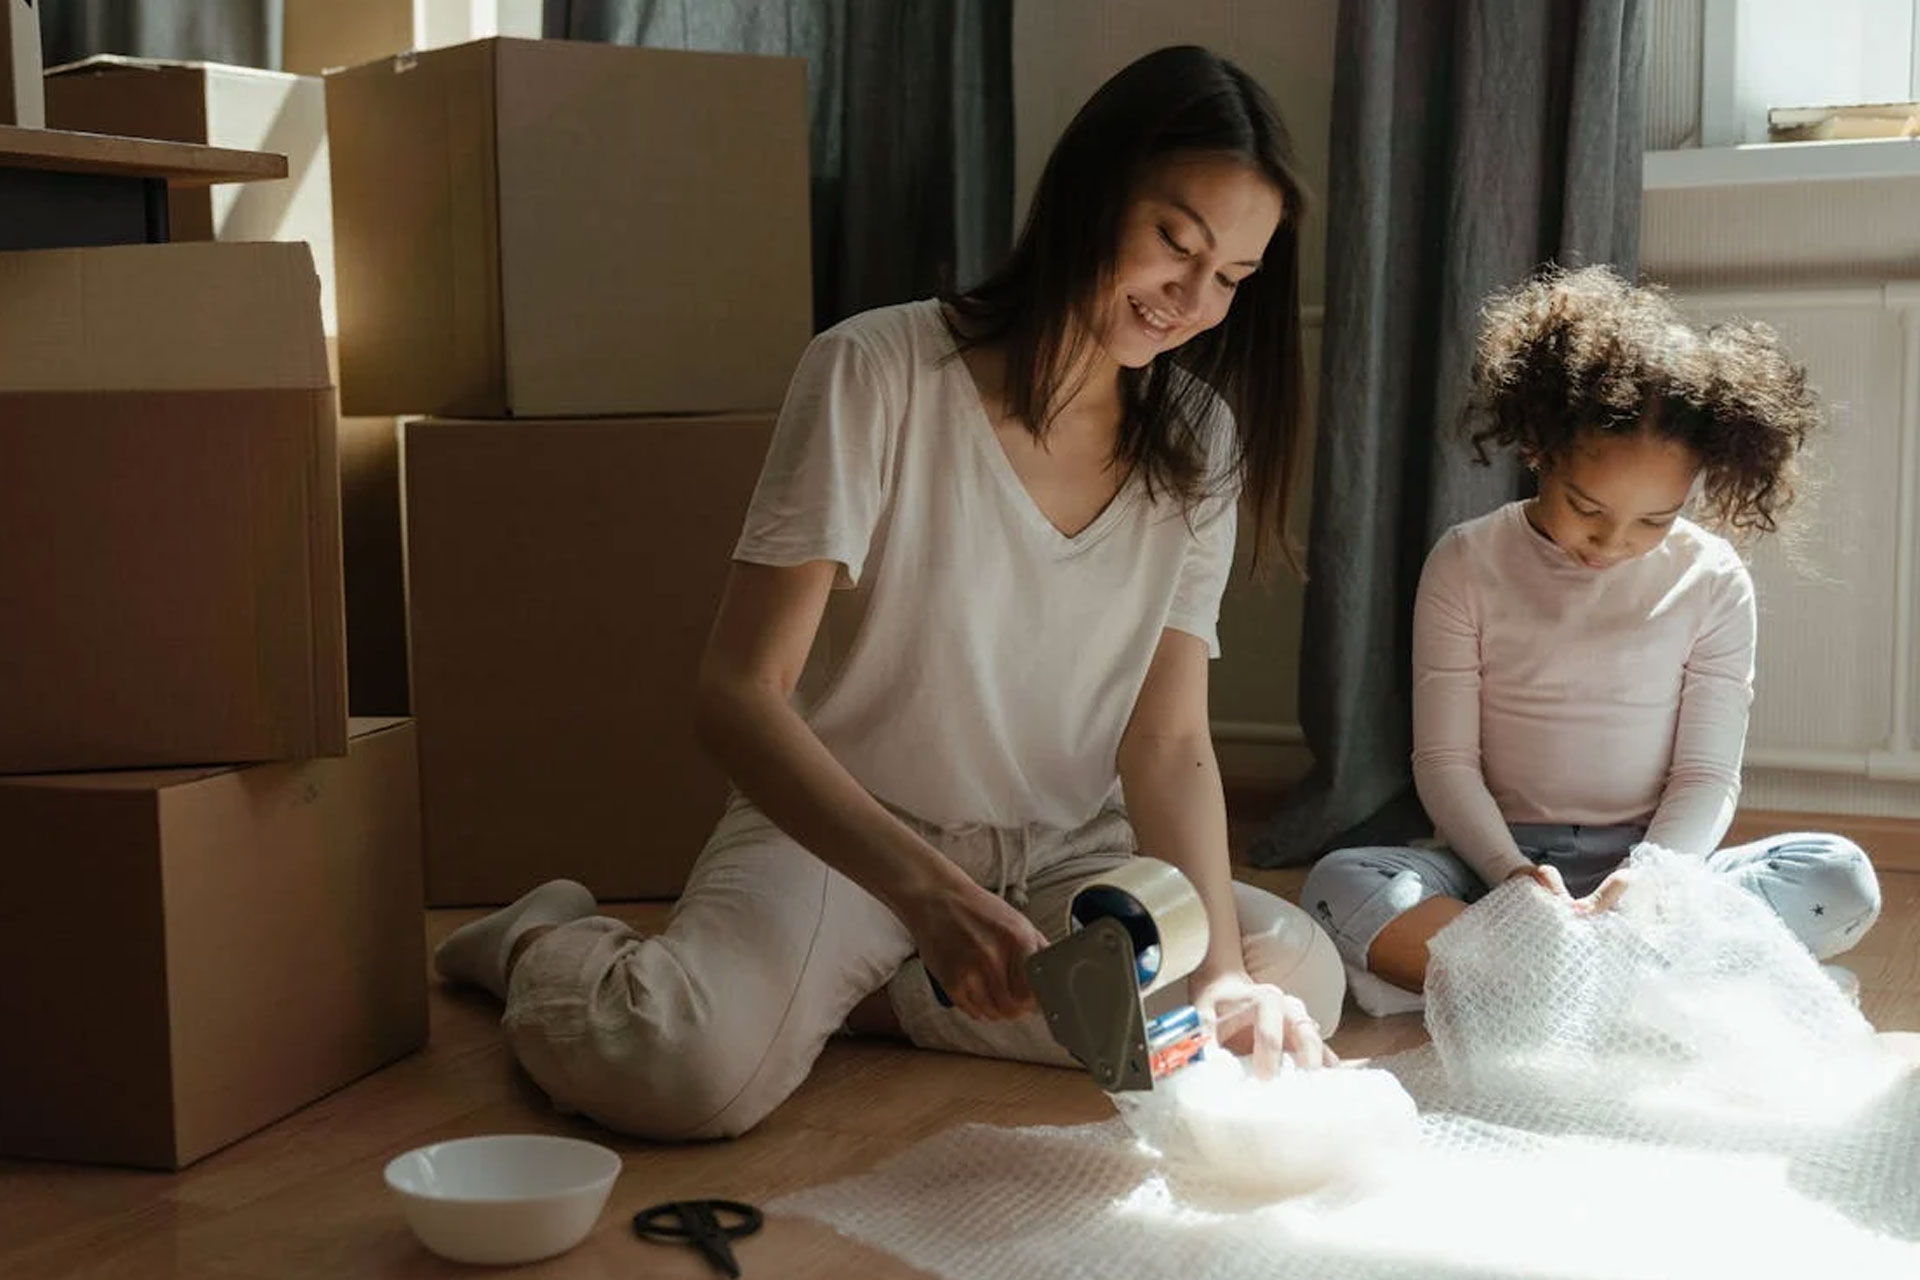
733, 299, 1239, 830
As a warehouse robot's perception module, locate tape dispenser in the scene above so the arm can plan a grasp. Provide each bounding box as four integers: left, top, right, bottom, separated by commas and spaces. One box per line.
1026, 858, 1213, 1092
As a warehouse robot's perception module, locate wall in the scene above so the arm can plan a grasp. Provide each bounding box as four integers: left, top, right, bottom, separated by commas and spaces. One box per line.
1013, 0, 1338, 784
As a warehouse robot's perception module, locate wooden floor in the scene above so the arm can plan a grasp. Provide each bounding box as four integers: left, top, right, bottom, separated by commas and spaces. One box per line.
5, 854, 1917, 1279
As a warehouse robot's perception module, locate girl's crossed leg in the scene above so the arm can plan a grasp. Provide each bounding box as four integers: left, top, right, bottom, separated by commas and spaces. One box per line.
1301, 826, 1880, 1013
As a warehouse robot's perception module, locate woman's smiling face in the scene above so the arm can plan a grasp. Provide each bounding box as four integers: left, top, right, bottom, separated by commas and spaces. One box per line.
1089, 152, 1283, 369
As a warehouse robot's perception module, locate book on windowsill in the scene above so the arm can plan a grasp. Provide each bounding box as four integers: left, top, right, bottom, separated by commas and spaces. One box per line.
1767, 102, 1920, 142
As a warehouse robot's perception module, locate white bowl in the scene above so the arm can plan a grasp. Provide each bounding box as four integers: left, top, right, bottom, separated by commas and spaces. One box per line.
384, 1134, 622, 1266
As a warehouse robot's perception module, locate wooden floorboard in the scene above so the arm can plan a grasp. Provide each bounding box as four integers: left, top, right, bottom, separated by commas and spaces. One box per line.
3, 853, 1914, 1278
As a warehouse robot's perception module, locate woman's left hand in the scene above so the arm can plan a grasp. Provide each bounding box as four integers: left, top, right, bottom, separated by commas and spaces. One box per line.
1191, 968, 1338, 1076
1573, 868, 1637, 915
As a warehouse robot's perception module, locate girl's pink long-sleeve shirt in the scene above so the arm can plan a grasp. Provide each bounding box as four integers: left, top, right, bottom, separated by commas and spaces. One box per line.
1412, 501, 1756, 884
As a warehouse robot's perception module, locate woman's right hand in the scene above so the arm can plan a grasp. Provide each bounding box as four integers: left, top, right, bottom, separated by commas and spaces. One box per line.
900, 879, 1051, 1022
1504, 862, 1571, 898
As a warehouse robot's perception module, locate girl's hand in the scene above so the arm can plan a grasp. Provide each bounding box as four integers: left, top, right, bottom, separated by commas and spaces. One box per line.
1192, 968, 1338, 1076
1574, 868, 1636, 915
900, 879, 1050, 1022
1505, 862, 1571, 898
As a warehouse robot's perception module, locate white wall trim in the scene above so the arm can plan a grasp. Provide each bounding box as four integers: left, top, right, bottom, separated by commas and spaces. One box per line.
1644, 138, 1920, 189
1685, 283, 1910, 312
1746, 747, 1920, 783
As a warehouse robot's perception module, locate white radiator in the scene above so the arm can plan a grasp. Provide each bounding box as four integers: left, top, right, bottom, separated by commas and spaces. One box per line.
1684, 284, 1920, 788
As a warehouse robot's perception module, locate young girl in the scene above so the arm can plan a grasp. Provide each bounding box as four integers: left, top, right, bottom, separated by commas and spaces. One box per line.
433, 45, 1346, 1141
1304, 265, 1882, 1016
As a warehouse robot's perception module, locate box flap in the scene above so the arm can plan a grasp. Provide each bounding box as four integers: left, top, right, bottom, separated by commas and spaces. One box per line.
0, 242, 330, 392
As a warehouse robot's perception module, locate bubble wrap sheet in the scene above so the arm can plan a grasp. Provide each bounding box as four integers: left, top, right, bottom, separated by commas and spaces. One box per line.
773, 851, 1920, 1279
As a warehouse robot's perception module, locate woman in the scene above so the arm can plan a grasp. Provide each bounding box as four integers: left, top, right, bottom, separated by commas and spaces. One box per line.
435, 45, 1345, 1141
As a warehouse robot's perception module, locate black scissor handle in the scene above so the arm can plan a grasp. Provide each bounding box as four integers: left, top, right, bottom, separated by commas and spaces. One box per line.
633, 1198, 764, 1241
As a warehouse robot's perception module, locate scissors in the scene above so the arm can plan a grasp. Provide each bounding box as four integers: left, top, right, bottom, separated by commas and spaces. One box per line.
633, 1199, 763, 1277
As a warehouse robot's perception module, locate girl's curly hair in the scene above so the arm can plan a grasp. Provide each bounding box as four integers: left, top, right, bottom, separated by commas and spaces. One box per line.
1467, 265, 1819, 538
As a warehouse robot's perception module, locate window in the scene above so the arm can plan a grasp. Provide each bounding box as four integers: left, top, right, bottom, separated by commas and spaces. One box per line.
1697, 0, 1920, 146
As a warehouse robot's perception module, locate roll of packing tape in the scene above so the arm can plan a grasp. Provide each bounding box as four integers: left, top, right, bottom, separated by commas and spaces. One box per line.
1065, 858, 1210, 999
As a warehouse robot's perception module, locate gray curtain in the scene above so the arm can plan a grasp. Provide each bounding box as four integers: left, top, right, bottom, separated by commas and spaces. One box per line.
552, 0, 1013, 329
1252, 0, 1647, 867
39, 0, 280, 68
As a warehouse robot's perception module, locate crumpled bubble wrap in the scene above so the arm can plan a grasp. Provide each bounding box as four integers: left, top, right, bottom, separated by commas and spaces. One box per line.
775, 849, 1920, 1279
1111, 1051, 1419, 1198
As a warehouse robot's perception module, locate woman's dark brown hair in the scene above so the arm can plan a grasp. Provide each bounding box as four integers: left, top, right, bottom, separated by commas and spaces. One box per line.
945, 45, 1310, 568
1468, 265, 1819, 538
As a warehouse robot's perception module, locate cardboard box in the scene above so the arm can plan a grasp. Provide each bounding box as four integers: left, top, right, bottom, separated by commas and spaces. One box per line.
43, 56, 339, 333
327, 38, 812, 418
282, 0, 542, 77
326, 338, 410, 716
406, 414, 775, 903
0, 241, 348, 773
1, 0, 43, 127
341, 413, 410, 715
0, 719, 426, 1169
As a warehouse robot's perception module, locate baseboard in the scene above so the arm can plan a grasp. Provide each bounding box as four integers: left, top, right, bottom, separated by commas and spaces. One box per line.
1725, 810, 1920, 875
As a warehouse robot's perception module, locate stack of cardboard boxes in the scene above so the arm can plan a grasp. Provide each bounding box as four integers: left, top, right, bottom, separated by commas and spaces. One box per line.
0, 0, 423, 1172
0, 24, 809, 1167
0, 239, 427, 1169
325, 37, 812, 904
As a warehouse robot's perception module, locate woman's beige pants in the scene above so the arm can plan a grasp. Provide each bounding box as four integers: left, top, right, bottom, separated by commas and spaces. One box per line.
502, 793, 1345, 1140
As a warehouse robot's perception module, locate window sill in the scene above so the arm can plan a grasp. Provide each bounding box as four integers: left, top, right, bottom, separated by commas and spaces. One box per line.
1643, 137, 1920, 190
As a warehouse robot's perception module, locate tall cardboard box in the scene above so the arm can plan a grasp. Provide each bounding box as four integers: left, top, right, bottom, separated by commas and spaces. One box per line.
282, 0, 542, 76
326, 337, 411, 716
406, 415, 775, 904
327, 38, 812, 419
340, 412, 410, 715
2, 0, 42, 126
42, 56, 340, 333
0, 719, 426, 1169
0, 242, 348, 773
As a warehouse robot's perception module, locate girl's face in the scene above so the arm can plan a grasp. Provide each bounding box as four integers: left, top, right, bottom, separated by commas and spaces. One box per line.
1091, 153, 1284, 369
1529, 429, 1701, 570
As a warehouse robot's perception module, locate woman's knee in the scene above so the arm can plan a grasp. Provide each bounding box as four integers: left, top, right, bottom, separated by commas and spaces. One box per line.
1233, 882, 1345, 1036
507, 1013, 802, 1141
501, 919, 826, 1141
